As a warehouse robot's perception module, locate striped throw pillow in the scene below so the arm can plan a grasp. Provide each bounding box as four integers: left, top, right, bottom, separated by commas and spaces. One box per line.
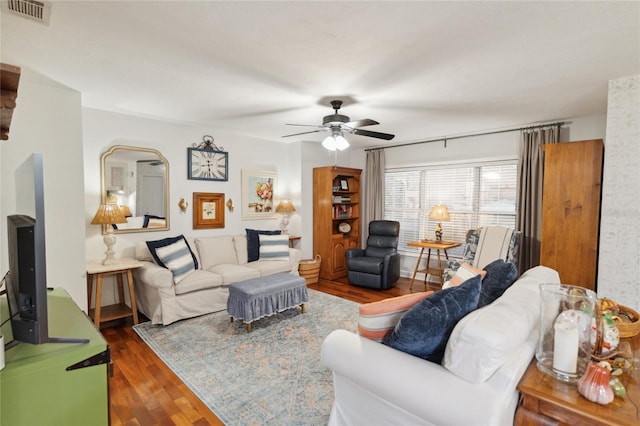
450, 262, 486, 286
149, 237, 196, 284
258, 234, 290, 261
358, 291, 434, 342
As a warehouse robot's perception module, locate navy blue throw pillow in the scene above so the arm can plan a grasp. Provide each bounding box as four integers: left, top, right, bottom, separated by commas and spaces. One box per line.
478, 259, 518, 308
146, 235, 199, 270
383, 275, 481, 363
246, 229, 281, 262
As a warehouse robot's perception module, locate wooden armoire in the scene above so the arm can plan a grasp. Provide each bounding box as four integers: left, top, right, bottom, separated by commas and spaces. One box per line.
540, 139, 604, 290
313, 166, 362, 280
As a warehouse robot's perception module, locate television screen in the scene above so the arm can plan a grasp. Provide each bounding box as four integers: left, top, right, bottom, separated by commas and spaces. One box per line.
5, 153, 49, 346
6, 214, 47, 344
4, 153, 87, 348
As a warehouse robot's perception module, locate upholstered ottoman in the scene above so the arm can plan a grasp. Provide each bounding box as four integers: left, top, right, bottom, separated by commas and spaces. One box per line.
227, 272, 308, 332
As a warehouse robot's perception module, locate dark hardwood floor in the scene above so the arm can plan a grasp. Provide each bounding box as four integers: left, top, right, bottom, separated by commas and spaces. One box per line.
102, 276, 439, 425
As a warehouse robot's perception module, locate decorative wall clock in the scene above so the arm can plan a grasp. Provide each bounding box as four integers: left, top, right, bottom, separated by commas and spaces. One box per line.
188, 135, 228, 181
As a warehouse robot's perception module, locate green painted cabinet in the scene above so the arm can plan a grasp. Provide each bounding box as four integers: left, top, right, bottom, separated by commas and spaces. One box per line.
1, 288, 109, 425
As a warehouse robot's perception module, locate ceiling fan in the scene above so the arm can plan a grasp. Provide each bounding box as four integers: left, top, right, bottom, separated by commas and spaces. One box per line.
282, 100, 395, 150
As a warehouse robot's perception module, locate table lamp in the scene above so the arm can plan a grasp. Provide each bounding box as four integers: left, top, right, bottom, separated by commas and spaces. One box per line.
275, 199, 296, 234
91, 203, 127, 265
428, 204, 450, 241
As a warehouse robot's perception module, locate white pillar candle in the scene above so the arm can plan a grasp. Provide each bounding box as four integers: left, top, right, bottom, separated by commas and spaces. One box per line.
553, 321, 579, 373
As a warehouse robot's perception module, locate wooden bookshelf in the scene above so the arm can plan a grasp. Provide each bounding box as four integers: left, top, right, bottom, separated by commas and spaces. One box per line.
313, 166, 362, 280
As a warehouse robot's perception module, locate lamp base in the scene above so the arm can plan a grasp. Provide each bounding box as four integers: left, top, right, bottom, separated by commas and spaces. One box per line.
434, 223, 443, 241
280, 215, 290, 235
102, 229, 118, 265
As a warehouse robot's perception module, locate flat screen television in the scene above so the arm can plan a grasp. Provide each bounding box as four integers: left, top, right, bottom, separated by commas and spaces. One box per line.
4, 153, 87, 349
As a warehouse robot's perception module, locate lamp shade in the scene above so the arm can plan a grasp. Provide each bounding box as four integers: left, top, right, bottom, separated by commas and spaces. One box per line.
119, 205, 132, 217
91, 204, 127, 225
428, 205, 450, 221
276, 199, 296, 213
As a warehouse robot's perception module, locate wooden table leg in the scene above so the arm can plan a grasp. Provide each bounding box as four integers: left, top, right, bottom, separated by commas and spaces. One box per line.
116, 273, 125, 306
436, 249, 445, 285
410, 248, 425, 291
87, 273, 93, 314
424, 249, 432, 290
94, 273, 103, 328
126, 269, 139, 325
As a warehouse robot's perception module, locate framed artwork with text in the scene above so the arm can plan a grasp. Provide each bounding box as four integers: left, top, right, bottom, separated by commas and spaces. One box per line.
193, 192, 225, 229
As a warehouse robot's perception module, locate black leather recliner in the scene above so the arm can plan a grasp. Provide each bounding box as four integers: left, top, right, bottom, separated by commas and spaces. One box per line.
346, 220, 401, 289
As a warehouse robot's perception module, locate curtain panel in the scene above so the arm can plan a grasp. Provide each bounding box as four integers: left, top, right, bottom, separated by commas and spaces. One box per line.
516, 126, 560, 273
364, 149, 385, 243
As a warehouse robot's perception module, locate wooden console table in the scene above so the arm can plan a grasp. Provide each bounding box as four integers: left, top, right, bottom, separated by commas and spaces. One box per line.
407, 240, 461, 290
87, 258, 142, 328
516, 333, 640, 425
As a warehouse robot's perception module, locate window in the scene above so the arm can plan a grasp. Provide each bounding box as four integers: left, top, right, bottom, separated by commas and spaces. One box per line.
384, 161, 517, 257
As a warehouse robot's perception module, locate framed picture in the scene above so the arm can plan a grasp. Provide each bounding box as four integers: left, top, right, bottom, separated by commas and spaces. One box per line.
110, 166, 124, 187
241, 169, 277, 220
340, 179, 349, 190
193, 192, 225, 229
188, 147, 229, 181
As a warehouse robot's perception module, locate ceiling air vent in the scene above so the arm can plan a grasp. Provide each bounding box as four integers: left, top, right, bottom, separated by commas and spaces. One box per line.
6, 0, 51, 25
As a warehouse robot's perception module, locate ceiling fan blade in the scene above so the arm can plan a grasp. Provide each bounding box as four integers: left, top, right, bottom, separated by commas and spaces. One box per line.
282, 129, 327, 138
346, 118, 379, 128
285, 123, 324, 128
353, 129, 395, 140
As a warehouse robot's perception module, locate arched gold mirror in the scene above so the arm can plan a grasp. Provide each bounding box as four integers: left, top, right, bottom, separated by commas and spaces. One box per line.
100, 145, 169, 233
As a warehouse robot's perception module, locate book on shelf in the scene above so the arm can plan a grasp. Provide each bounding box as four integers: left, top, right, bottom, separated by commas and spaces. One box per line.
333, 205, 353, 218
332, 195, 351, 203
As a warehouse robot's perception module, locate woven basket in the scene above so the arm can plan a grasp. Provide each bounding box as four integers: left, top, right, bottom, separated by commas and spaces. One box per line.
612, 304, 640, 338
299, 255, 321, 285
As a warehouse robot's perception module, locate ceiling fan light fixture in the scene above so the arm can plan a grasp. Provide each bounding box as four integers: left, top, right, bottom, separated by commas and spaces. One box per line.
322, 135, 338, 151
322, 133, 349, 151
335, 134, 349, 150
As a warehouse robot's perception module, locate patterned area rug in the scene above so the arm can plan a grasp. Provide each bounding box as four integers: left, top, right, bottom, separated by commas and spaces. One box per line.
133, 288, 359, 425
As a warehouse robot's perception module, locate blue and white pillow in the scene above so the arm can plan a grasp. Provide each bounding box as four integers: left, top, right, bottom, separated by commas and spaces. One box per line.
246, 229, 281, 262
146, 235, 197, 284
258, 234, 290, 261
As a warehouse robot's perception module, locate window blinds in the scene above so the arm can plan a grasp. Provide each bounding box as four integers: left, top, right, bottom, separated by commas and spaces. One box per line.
385, 161, 517, 257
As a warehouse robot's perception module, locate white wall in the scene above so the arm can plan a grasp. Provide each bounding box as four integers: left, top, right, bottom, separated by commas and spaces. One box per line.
598, 74, 640, 311
82, 108, 307, 306
0, 68, 87, 307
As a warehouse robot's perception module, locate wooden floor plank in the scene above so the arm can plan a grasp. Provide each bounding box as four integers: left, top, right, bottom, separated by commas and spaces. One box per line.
103, 276, 427, 425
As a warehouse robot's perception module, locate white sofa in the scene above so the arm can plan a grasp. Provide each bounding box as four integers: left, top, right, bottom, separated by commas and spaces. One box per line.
133, 234, 302, 325
321, 266, 560, 426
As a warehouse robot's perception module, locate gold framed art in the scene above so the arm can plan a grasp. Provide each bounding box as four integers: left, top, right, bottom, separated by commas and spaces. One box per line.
193, 192, 225, 229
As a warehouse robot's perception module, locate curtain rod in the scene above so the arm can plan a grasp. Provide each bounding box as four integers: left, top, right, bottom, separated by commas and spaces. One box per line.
364, 121, 567, 152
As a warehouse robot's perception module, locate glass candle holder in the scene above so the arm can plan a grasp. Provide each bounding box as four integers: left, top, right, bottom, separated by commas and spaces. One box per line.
536, 283, 597, 383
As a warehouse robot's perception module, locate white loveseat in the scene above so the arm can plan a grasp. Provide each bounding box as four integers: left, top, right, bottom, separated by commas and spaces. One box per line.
321, 266, 560, 426
134, 234, 302, 325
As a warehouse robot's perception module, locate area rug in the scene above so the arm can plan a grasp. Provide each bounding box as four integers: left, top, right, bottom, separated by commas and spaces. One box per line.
133, 288, 359, 425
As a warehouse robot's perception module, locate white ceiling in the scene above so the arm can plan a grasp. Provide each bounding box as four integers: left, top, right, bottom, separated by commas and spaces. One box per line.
1, 1, 639, 149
